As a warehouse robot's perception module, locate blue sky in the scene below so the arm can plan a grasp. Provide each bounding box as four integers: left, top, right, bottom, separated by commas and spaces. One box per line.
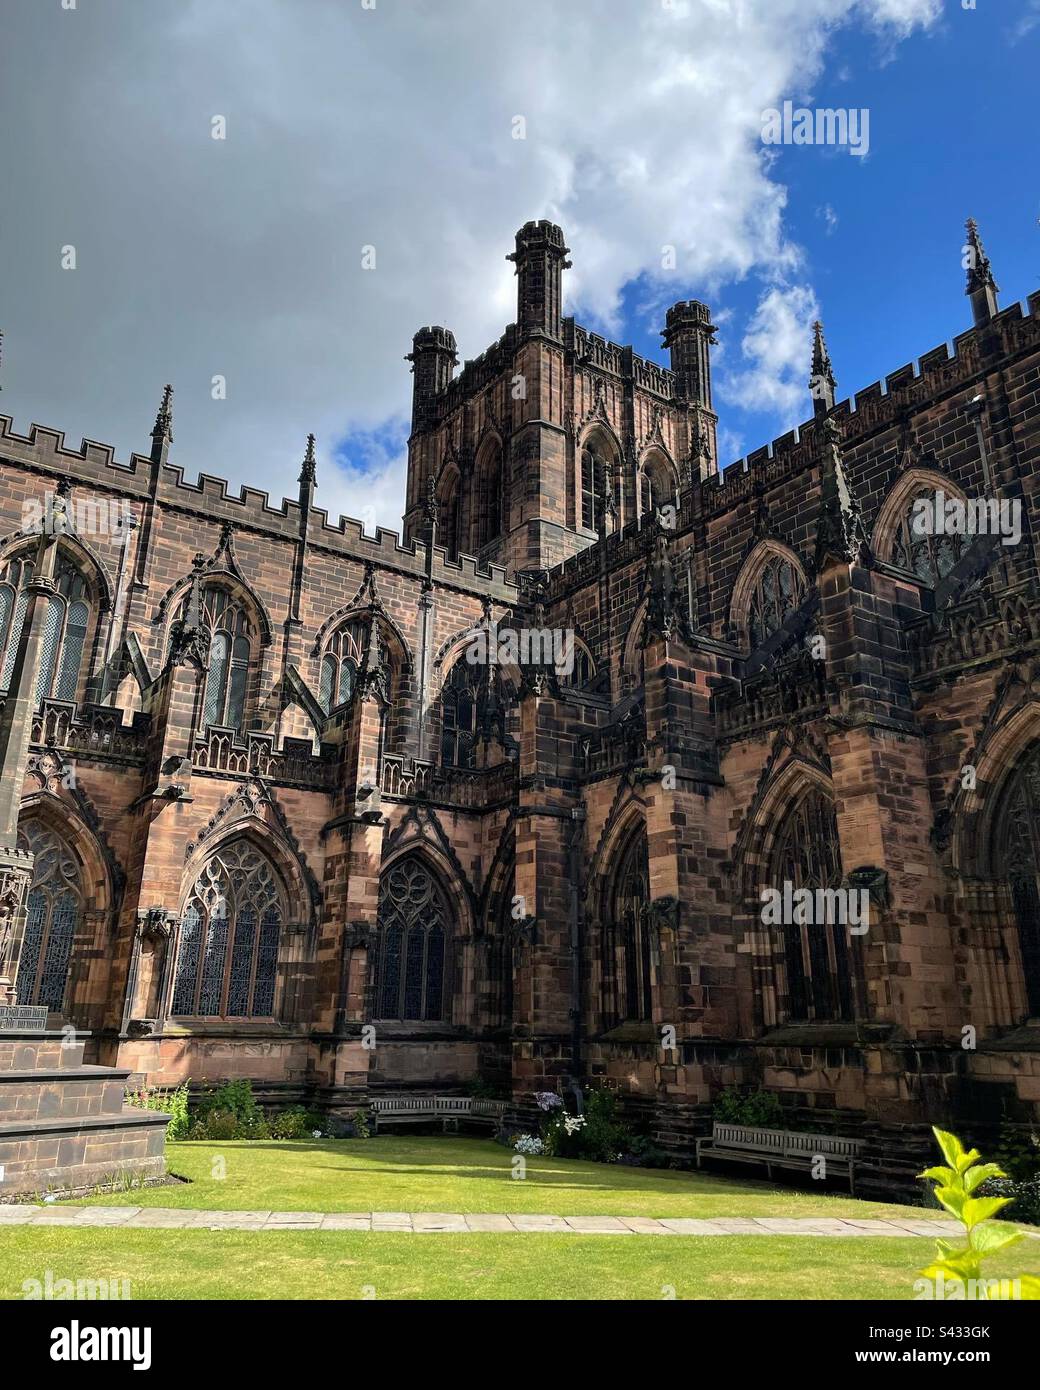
573, 6, 1040, 473
1, 0, 1037, 527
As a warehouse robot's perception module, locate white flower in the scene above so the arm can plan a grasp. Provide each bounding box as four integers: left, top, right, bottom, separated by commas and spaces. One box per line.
312, 1129, 322, 1138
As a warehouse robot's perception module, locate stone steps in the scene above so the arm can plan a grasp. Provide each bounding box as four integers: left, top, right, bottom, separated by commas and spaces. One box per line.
0, 1024, 167, 1196
0, 1067, 136, 1124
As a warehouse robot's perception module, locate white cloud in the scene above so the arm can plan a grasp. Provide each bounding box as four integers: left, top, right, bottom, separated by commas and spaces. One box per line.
0, 0, 940, 530
718, 284, 821, 421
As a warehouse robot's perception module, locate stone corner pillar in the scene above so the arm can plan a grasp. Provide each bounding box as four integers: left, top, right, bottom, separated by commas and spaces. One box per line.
0, 843, 35, 1006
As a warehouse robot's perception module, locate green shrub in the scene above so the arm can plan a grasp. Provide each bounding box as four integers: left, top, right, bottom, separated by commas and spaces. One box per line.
352, 1108, 372, 1139
197, 1078, 260, 1126
271, 1108, 311, 1139
712, 1086, 784, 1129
543, 1088, 631, 1163
124, 1082, 191, 1140
202, 1109, 240, 1141
917, 1126, 1040, 1299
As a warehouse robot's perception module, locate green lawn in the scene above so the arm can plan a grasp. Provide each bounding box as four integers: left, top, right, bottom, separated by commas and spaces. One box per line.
6, 1227, 1038, 1300
72, 1136, 936, 1220
8, 1137, 1034, 1301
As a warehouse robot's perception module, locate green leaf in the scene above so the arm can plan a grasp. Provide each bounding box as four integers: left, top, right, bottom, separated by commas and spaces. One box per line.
954, 1148, 982, 1175
961, 1195, 1011, 1229
963, 1162, 1007, 1193
920, 1253, 983, 1284
934, 1184, 967, 1220
933, 1127, 965, 1169
1017, 1275, 1040, 1300
919, 1165, 956, 1185
969, 1224, 1022, 1256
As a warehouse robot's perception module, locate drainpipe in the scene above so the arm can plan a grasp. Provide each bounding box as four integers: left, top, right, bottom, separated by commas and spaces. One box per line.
567, 803, 587, 1099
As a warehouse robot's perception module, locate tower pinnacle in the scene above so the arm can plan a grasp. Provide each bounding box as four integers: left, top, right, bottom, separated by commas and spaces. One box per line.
965, 218, 999, 327
809, 320, 836, 417
299, 432, 317, 485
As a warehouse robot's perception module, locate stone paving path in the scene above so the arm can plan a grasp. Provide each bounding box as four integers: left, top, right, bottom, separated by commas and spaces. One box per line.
0, 1205, 991, 1237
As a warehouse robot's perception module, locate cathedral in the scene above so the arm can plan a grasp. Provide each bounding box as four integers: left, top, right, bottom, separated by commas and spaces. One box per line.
0, 217, 1038, 1191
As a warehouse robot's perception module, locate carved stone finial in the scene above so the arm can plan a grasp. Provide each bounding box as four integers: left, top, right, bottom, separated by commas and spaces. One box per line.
152, 384, 174, 443
965, 218, 998, 296
299, 432, 317, 485
814, 413, 868, 571
809, 320, 836, 417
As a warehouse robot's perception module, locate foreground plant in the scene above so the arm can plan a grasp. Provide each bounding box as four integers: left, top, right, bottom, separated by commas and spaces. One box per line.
917, 1126, 1040, 1299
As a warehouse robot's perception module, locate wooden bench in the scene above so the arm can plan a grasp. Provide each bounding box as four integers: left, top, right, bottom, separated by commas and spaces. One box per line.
369, 1096, 507, 1134
695, 1122, 864, 1193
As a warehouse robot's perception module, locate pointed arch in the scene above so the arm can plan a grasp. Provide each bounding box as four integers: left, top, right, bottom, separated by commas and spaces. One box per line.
577, 421, 623, 533
0, 537, 109, 704
436, 462, 462, 560
729, 539, 807, 651
157, 567, 273, 650
473, 431, 505, 551
872, 466, 969, 584
372, 850, 457, 1022
637, 446, 679, 522
14, 793, 118, 1019
171, 832, 290, 1020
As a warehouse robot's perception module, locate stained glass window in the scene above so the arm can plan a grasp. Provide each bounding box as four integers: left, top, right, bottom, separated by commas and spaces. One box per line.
890, 493, 964, 587
440, 659, 480, 767
14, 821, 82, 1012
170, 839, 284, 1018
768, 788, 853, 1023
603, 825, 652, 1025
994, 744, 1040, 1018
747, 554, 803, 650
581, 447, 608, 531
375, 858, 450, 1021
318, 619, 367, 714
0, 556, 92, 705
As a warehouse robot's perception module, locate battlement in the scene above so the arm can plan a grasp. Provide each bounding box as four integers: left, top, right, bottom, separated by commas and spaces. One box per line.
702, 292, 1040, 516
0, 415, 518, 603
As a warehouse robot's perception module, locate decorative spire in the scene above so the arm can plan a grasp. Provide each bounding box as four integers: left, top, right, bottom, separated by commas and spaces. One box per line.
644, 521, 687, 643
169, 553, 210, 671
814, 415, 867, 572
809, 320, 836, 417
423, 474, 438, 529
965, 218, 999, 327
151, 384, 174, 442
299, 432, 317, 485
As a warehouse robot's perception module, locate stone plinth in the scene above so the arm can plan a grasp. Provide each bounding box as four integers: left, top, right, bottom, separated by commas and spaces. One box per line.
0, 1027, 168, 1197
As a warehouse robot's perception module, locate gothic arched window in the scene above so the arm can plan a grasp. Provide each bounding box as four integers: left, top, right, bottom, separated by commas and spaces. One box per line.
318, 619, 367, 713
200, 589, 253, 732
747, 554, 804, 649
0, 555, 91, 705
438, 472, 461, 559
15, 821, 82, 1013
374, 857, 450, 1021
560, 641, 595, 691
580, 439, 616, 533
768, 788, 855, 1023
171, 839, 284, 1019
604, 823, 652, 1025
475, 441, 504, 550
440, 658, 480, 768
890, 492, 964, 587
994, 745, 1040, 1018
639, 455, 676, 521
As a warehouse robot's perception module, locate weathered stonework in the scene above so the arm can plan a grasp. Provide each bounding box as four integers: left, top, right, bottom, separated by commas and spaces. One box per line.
0, 218, 1037, 1193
